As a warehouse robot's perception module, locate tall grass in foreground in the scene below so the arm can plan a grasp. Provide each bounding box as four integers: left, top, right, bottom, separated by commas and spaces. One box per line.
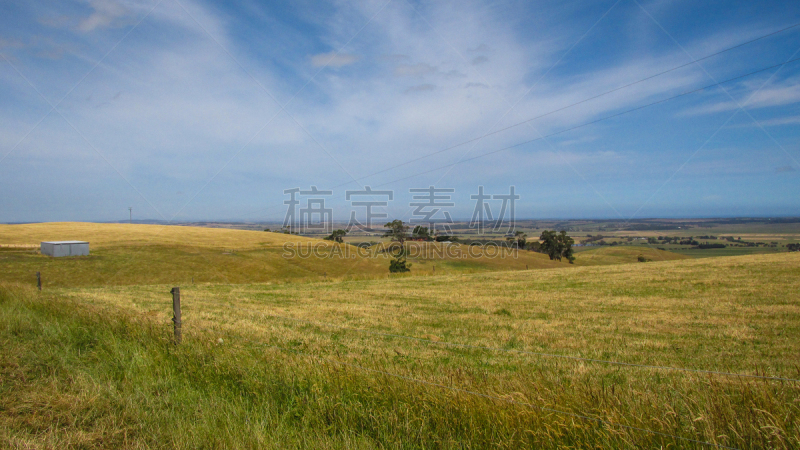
1, 284, 798, 449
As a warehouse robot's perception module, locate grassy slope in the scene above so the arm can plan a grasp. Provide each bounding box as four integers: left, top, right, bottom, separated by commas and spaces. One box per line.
2, 252, 799, 448
0, 223, 392, 287
668, 245, 787, 258
0, 223, 577, 288
572, 245, 691, 266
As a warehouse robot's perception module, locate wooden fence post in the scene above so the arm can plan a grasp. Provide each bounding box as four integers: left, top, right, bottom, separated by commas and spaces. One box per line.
36, 272, 41, 291
171, 287, 182, 344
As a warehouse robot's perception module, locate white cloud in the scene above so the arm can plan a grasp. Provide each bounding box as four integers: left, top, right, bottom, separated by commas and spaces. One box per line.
394, 62, 437, 77
5, 0, 796, 221
0, 38, 25, 50
471, 55, 488, 65
468, 44, 489, 53
76, 0, 130, 32
682, 77, 800, 116
465, 82, 488, 88
404, 83, 436, 94
760, 115, 800, 126
310, 52, 360, 68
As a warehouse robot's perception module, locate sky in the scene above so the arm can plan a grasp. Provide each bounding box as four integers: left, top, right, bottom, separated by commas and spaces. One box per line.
1, 0, 800, 224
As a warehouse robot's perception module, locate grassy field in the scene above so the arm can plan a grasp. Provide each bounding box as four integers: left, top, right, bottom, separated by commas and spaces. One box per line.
666, 246, 788, 258
574, 243, 789, 260
571, 245, 691, 265
1, 223, 799, 448
0, 223, 576, 288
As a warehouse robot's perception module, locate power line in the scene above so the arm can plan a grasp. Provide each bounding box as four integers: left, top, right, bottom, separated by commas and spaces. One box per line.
324, 20, 800, 190
373, 56, 800, 188
245, 22, 800, 219
229, 304, 800, 383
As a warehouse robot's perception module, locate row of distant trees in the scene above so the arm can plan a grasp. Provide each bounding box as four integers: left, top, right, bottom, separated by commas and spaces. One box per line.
380, 222, 577, 271
280, 221, 576, 272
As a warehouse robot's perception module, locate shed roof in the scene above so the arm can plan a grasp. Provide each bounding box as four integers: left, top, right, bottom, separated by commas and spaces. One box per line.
41, 241, 89, 244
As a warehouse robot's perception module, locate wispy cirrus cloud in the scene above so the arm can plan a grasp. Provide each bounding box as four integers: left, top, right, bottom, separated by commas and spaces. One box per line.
404, 83, 436, 94
76, 0, 132, 32
393, 62, 437, 77
1, 0, 799, 222
310, 52, 360, 68
682, 76, 800, 116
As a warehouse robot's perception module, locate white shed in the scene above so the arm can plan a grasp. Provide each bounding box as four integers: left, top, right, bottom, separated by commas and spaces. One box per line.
41, 241, 90, 257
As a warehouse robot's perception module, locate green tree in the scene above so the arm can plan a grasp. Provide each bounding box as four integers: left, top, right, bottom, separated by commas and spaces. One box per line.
324, 229, 347, 243
384, 220, 409, 245
539, 230, 575, 264
526, 241, 542, 252
411, 225, 432, 241
506, 230, 526, 249
384, 220, 411, 272
435, 235, 458, 242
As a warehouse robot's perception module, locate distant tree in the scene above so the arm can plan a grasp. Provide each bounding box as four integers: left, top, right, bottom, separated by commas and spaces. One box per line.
384, 220, 411, 272
506, 230, 527, 249
324, 229, 347, 243
540, 230, 575, 264
411, 225, 433, 241
389, 256, 411, 273
384, 220, 409, 245
435, 235, 458, 242
788, 243, 800, 252
526, 241, 542, 252
263, 228, 271, 232
698, 243, 726, 249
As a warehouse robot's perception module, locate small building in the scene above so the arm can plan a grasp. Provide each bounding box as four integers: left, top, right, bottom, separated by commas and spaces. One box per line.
40, 241, 90, 257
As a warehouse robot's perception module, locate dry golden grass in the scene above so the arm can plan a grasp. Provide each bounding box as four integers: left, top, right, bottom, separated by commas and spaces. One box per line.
0, 221, 306, 249
0, 223, 582, 288
3, 251, 798, 448
2, 223, 798, 448
573, 245, 691, 265
64, 252, 800, 376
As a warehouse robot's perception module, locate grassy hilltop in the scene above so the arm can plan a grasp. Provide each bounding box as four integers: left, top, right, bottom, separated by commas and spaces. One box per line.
0, 222, 578, 288
1, 223, 799, 449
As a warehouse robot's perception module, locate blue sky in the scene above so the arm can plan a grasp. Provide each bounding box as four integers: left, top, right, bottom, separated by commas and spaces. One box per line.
1, 0, 799, 223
